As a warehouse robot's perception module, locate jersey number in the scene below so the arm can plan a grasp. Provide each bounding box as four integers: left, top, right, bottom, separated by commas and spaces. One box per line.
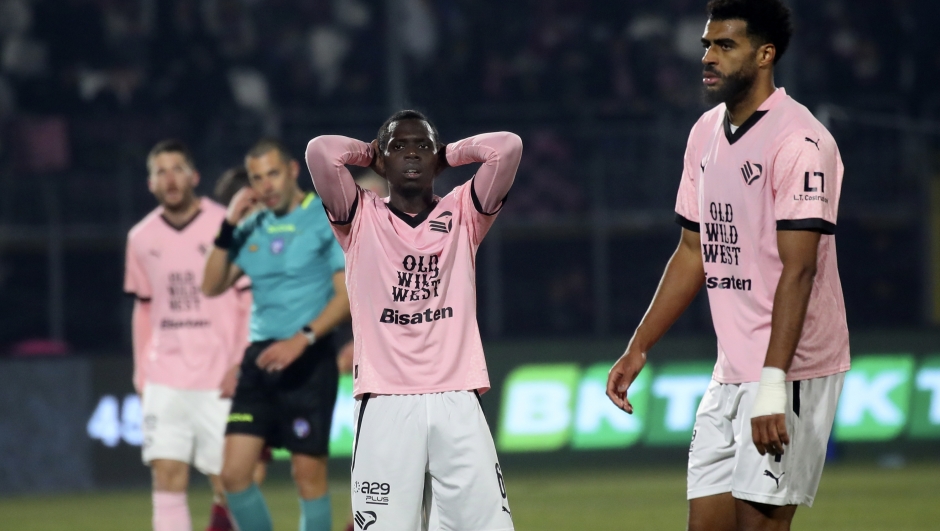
495, 463, 507, 499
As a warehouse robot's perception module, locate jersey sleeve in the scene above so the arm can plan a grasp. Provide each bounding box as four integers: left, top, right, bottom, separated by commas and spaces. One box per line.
305, 135, 371, 227
123, 234, 152, 300
447, 132, 523, 245
772, 132, 840, 234
674, 130, 700, 232
317, 212, 347, 272
447, 132, 523, 215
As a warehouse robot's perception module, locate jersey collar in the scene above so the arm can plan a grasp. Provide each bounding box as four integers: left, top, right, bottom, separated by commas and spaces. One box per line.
386, 199, 440, 228
723, 87, 787, 145
159, 198, 204, 232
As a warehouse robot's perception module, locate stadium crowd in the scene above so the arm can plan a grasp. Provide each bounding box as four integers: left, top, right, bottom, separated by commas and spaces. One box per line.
1, 0, 938, 124
0, 0, 935, 352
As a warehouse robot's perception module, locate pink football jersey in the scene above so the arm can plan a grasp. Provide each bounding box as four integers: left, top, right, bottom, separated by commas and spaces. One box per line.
675, 88, 850, 383
125, 198, 248, 390
306, 133, 522, 397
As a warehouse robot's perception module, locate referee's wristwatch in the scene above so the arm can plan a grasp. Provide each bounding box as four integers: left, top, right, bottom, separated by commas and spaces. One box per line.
301, 325, 317, 346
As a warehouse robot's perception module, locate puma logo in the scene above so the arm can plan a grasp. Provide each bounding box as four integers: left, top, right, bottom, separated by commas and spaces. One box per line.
805, 137, 820, 150
764, 470, 784, 488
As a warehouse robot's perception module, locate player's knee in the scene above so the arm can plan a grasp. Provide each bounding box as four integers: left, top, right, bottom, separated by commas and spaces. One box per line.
220, 464, 253, 493
291, 458, 328, 498
688, 495, 736, 531
150, 460, 189, 492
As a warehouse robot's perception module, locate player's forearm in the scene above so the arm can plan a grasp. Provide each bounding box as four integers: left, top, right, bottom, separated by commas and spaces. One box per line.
202, 247, 234, 297
305, 135, 370, 221
131, 300, 152, 392
764, 263, 816, 373
630, 236, 704, 354
446, 132, 523, 213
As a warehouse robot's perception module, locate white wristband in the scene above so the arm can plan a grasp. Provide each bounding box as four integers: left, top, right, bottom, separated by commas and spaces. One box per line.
750, 367, 787, 418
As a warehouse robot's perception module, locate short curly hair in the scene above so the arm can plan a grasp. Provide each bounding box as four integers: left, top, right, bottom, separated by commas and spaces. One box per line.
707, 0, 793, 64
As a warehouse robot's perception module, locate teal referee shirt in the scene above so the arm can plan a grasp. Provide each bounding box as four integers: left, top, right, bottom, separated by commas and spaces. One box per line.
231, 193, 345, 341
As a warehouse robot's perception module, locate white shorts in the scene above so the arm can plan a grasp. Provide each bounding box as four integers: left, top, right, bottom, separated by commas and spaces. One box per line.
687, 372, 844, 507
351, 391, 514, 531
141, 382, 231, 475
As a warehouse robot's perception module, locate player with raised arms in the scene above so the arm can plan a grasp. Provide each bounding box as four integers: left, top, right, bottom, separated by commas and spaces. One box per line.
202, 139, 350, 531
124, 140, 246, 531
305, 110, 523, 531
606, 1, 849, 530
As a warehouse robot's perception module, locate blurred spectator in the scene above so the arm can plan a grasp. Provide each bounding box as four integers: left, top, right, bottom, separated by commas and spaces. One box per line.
508, 129, 584, 219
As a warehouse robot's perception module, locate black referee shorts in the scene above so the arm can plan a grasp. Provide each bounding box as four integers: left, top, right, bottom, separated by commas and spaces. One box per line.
226, 334, 338, 457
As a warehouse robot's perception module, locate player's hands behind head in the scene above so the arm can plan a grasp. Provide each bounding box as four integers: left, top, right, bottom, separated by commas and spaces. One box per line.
369, 139, 386, 178
227, 187, 258, 224
435, 143, 449, 176
606, 348, 647, 414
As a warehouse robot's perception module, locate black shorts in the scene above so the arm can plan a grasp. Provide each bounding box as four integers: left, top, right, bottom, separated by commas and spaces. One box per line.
226, 334, 338, 456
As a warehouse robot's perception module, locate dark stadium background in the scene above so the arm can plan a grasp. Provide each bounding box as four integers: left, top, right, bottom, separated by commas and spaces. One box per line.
1, 2, 939, 525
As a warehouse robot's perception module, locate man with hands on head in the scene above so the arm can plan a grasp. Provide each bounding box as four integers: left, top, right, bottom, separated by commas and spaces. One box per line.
607, 1, 849, 530
306, 110, 522, 531
202, 139, 350, 531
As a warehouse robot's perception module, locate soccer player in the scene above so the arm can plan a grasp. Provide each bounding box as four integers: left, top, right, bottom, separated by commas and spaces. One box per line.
124, 140, 246, 531
202, 139, 350, 531
305, 110, 523, 531
606, 1, 849, 530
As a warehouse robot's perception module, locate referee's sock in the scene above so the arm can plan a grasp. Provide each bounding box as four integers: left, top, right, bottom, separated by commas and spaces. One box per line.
226, 484, 273, 531
299, 494, 331, 531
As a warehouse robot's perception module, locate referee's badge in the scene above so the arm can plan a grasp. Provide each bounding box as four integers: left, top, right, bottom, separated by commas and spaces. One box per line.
293, 418, 311, 438
270, 237, 285, 254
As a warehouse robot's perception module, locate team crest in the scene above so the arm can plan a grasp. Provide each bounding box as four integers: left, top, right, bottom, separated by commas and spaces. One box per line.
429, 211, 453, 234
293, 418, 311, 438
741, 161, 762, 185
270, 238, 285, 254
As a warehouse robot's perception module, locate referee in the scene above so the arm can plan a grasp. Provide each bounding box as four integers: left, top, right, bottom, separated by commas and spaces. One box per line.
202, 138, 349, 531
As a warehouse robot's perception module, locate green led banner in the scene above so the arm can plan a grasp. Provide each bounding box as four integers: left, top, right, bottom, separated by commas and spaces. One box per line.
77, 351, 940, 470
329, 374, 356, 456
495, 355, 940, 453
834, 355, 915, 442
497, 364, 581, 452
910, 356, 940, 439
645, 362, 713, 446
571, 363, 652, 450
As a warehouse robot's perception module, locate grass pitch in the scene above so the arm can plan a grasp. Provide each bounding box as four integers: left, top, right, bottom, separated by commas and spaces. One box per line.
1, 463, 937, 530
